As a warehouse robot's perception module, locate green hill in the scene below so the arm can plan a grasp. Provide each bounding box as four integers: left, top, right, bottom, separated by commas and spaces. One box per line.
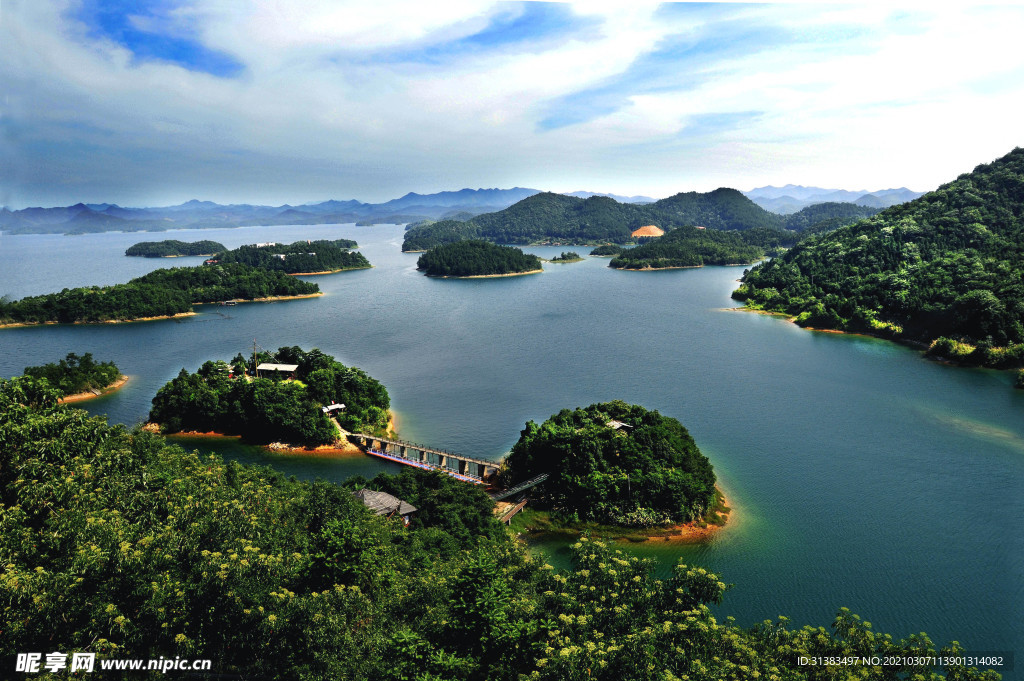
402, 189, 784, 251
126, 239, 227, 257
609, 226, 767, 270
734, 148, 1024, 368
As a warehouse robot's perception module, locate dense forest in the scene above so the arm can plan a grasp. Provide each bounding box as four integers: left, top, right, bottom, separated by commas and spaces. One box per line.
125, 239, 227, 257
608, 226, 767, 270
782, 203, 881, 233
0, 379, 999, 680
416, 240, 542, 277
734, 148, 1024, 369
210, 239, 367, 274
548, 251, 583, 262
503, 401, 718, 527
0, 263, 319, 325
149, 346, 391, 444
589, 244, 625, 256
23, 352, 121, 396
402, 189, 787, 251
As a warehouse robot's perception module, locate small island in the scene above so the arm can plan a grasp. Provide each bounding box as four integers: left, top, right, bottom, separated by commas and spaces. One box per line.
547, 251, 583, 263
416, 240, 542, 278
24, 352, 127, 402
209, 239, 367, 275
126, 239, 227, 257
589, 244, 625, 257
0, 263, 320, 327
149, 346, 391, 448
502, 401, 726, 539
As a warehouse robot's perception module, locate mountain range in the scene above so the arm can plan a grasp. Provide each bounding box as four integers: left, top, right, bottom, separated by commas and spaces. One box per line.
743, 185, 924, 214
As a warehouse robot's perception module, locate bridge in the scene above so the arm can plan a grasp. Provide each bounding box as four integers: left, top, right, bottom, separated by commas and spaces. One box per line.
347, 432, 500, 485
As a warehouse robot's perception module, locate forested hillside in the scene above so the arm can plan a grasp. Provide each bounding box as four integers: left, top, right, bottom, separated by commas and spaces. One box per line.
402, 189, 785, 251
23, 352, 121, 396
734, 148, 1024, 368
0, 378, 999, 680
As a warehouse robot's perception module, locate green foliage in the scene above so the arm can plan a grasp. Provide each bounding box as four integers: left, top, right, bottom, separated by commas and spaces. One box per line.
504, 401, 717, 526
125, 239, 226, 257
402, 189, 786, 251
737, 147, 1024, 367
0, 263, 319, 325
549, 252, 583, 262
783, 202, 881, 232
0, 384, 1001, 681
589, 244, 625, 256
23, 352, 121, 396
211, 239, 367, 274
149, 347, 390, 445
416, 240, 542, 277
609, 226, 766, 269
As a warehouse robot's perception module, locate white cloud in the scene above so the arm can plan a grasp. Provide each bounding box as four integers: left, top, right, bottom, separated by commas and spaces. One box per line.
2, 1, 1022, 206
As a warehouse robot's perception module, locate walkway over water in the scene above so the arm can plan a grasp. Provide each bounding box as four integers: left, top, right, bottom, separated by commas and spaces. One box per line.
348, 432, 500, 484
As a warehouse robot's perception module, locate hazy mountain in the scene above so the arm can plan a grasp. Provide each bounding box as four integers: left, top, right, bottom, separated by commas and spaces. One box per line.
564, 191, 655, 203
0, 188, 546, 235
744, 185, 925, 214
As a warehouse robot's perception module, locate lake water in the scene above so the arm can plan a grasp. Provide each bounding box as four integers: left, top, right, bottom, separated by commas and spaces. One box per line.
1, 224, 1020, 673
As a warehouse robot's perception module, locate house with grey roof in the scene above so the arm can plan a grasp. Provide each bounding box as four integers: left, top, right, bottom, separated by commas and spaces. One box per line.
353, 489, 418, 526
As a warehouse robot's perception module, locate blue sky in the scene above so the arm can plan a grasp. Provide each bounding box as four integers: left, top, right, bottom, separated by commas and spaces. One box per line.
2, 1, 1022, 207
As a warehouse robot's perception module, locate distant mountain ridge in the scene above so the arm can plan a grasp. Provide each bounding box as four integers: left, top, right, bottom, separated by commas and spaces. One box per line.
0, 188, 547, 235
744, 185, 924, 214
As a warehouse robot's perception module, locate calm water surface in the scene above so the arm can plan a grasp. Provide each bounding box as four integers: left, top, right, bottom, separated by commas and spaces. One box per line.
1, 224, 1020, 673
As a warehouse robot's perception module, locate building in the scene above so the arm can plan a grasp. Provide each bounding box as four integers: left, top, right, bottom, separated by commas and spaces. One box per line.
631, 225, 665, 238
353, 489, 418, 526
255, 362, 299, 379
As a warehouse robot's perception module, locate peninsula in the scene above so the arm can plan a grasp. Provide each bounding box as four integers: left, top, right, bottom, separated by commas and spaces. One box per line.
24, 352, 127, 402
209, 239, 368, 275
416, 240, 542, 278
733, 147, 1024, 374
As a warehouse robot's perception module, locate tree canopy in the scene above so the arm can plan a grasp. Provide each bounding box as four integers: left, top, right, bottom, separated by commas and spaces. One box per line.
149, 346, 390, 445
504, 401, 717, 526
0, 263, 318, 325
210, 239, 367, 274
23, 352, 121, 396
0, 379, 1001, 681
416, 240, 542, 277
125, 239, 226, 257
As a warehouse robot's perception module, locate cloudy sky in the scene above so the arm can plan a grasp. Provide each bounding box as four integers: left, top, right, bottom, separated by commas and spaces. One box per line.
2, 1, 1023, 208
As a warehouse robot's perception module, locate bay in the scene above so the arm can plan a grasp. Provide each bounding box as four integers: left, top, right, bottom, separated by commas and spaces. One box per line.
1, 224, 1020, 674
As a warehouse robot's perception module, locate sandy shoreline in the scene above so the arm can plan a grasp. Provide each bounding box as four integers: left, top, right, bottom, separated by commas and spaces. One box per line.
288, 266, 372, 276
425, 269, 543, 279
59, 375, 130, 403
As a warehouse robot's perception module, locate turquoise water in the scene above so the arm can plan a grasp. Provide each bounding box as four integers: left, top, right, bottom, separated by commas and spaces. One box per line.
1, 224, 1020, 672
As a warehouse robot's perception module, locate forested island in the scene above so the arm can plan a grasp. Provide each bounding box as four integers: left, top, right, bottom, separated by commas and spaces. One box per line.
608, 226, 767, 270
416, 240, 542, 277
149, 346, 390, 446
734, 147, 1024, 371
1, 378, 998, 681
503, 401, 719, 527
125, 239, 227, 257
548, 251, 583, 263
23, 352, 124, 399
0, 263, 319, 326
210, 239, 367, 274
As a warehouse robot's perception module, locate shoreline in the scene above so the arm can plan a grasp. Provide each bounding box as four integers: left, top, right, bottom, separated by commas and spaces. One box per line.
424, 269, 543, 279
512, 489, 732, 544
288, 267, 369, 276
0, 312, 198, 329
59, 375, 130, 403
